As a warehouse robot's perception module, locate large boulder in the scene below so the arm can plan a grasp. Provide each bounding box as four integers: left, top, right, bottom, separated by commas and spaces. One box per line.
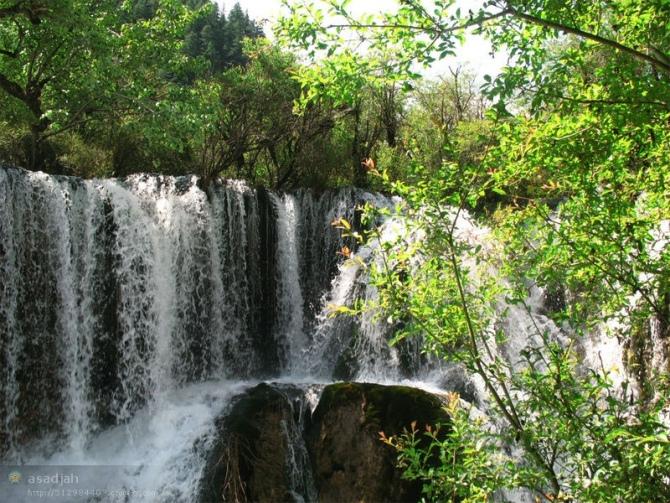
200, 383, 315, 503
307, 382, 449, 503
199, 382, 449, 503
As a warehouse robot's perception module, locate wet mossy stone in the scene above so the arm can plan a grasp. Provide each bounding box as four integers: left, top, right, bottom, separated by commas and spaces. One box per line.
199, 383, 313, 503
331, 328, 361, 381
307, 382, 449, 503
438, 364, 479, 405
542, 282, 567, 316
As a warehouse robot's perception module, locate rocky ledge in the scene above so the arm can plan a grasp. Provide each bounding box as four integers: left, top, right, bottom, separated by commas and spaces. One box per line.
200, 382, 449, 503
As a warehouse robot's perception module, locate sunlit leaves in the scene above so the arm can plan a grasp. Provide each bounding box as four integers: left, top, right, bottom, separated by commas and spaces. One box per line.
277, 0, 670, 499
0, 0, 207, 157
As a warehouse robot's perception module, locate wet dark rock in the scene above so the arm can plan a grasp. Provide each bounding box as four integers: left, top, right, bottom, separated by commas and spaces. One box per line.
438, 364, 479, 405
395, 335, 428, 379
542, 283, 567, 315
332, 327, 361, 381
252, 188, 281, 376
200, 383, 314, 503
624, 313, 670, 400
307, 382, 449, 503
199, 382, 449, 503
86, 197, 123, 429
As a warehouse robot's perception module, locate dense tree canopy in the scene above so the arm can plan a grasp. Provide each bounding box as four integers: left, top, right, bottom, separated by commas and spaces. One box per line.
0, 0, 265, 174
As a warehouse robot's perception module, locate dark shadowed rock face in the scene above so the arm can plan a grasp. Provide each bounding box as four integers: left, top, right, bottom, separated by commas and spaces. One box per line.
199, 383, 315, 503
199, 382, 449, 503
307, 382, 449, 503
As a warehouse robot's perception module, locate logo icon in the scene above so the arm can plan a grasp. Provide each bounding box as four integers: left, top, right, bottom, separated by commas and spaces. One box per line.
8, 471, 21, 484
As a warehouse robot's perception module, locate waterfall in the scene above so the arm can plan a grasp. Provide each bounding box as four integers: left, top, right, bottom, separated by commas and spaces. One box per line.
1, 166, 647, 502
0, 167, 422, 501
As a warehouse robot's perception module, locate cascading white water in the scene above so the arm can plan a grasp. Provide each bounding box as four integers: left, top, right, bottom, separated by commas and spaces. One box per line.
0, 167, 412, 502
2, 380, 252, 502
2, 166, 650, 502
305, 218, 406, 381
271, 193, 307, 372
0, 167, 23, 459
209, 180, 259, 374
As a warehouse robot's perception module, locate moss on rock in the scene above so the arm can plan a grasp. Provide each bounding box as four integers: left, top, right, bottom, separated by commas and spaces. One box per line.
308, 382, 449, 503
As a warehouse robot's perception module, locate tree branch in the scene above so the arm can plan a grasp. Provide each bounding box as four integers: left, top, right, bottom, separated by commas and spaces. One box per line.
325, 9, 511, 37
506, 5, 670, 75
446, 224, 562, 498
0, 47, 18, 57
0, 72, 26, 102
520, 84, 670, 109
0, 19, 26, 58
0, 1, 47, 24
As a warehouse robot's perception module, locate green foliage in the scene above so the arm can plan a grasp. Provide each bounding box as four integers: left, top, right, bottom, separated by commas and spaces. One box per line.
280, 0, 670, 499
488, 107, 670, 336
353, 153, 670, 499
510, 343, 670, 502
0, 0, 203, 171
0, 119, 24, 166
384, 340, 670, 502
383, 393, 526, 503
183, 1, 263, 75
391, 69, 495, 183
0, 0, 270, 177
198, 39, 353, 188
51, 132, 114, 178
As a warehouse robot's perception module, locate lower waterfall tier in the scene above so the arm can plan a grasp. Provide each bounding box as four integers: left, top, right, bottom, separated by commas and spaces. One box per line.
0, 380, 450, 503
